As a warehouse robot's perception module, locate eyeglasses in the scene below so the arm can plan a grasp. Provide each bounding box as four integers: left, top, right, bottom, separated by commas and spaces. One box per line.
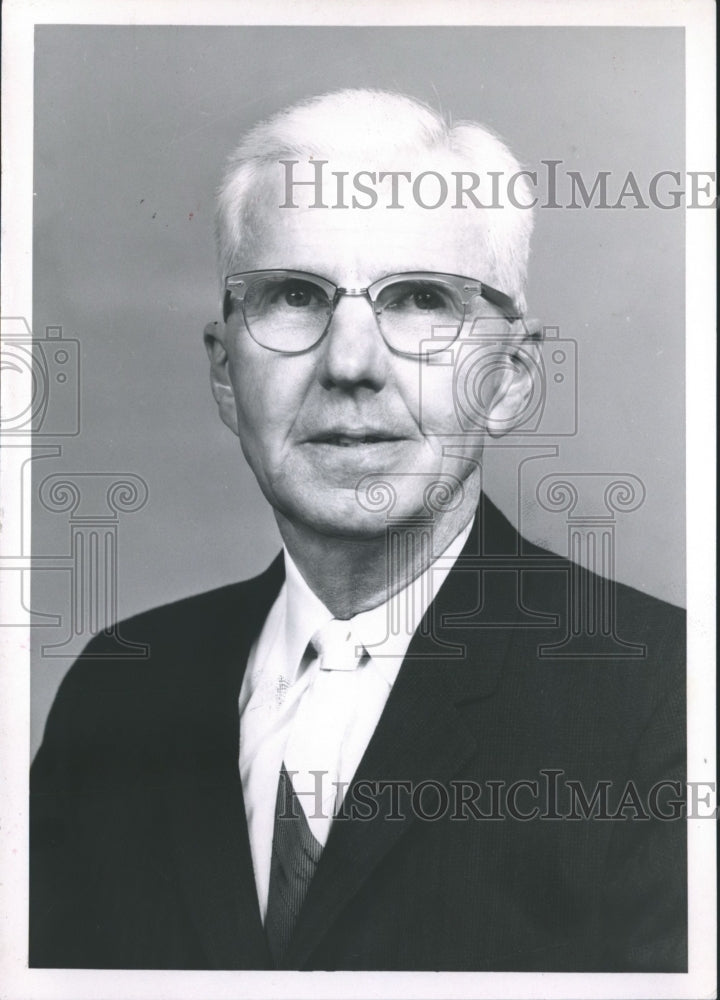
223, 269, 521, 357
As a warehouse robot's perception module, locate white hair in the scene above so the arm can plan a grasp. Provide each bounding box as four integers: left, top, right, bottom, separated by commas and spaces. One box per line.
215, 88, 535, 311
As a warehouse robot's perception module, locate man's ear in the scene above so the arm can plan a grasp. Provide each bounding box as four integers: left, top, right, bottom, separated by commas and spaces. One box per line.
203, 321, 240, 436
485, 319, 543, 438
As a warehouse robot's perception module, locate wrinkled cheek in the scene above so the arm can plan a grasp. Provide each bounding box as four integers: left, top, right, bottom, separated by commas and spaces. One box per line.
230, 354, 271, 430
413, 366, 467, 438
233, 395, 295, 491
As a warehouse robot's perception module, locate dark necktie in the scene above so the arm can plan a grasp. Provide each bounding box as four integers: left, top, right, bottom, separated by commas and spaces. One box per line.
264, 763, 323, 963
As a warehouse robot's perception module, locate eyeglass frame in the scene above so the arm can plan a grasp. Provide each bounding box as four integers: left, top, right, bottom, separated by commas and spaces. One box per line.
223, 269, 523, 357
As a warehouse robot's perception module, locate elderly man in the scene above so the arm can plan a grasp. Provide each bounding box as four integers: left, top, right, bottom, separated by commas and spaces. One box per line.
30, 89, 686, 972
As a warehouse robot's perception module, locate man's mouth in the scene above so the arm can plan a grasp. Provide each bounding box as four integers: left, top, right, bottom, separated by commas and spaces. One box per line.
309, 431, 404, 447
317, 434, 395, 446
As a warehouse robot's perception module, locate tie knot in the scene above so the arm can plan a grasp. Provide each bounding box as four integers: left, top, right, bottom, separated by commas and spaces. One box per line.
311, 619, 363, 671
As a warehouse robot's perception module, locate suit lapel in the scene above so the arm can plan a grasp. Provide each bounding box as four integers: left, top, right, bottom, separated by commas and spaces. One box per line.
282, 662, 485, 969
283, 503, 522, 968
162, 757, 268, 968
161, 557, 284, 969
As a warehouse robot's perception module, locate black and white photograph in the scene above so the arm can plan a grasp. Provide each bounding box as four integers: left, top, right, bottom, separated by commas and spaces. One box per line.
0, 1, 715, 998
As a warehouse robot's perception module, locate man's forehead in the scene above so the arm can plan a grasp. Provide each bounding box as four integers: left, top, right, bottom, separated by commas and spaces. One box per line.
233, 158, 495, 280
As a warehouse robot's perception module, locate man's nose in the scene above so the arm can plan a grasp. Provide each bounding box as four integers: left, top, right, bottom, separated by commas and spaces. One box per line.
316, 294, 389, 391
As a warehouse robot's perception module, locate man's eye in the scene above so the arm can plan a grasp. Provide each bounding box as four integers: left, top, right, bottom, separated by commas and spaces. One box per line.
282, 282, 316, 308
412, 288, 444, 310
382, 282, 449, 313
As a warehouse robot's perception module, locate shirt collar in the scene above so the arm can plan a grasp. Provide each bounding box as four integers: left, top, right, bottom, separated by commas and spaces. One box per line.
282, 516, 474, 689
283, 553, 334, 686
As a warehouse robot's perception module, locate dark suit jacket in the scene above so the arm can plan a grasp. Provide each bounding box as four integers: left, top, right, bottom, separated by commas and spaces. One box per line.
30, 497, 686, 971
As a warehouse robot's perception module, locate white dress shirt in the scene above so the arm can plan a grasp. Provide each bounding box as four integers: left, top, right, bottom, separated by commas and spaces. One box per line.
238, 518, 473, 920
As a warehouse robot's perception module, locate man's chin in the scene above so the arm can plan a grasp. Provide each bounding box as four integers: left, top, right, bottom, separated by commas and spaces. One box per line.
274, 480, 470, 543
277, 497, 395, 541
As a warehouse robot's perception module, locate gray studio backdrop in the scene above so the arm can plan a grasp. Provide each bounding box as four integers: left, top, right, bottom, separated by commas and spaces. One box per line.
31, 26, 685, 755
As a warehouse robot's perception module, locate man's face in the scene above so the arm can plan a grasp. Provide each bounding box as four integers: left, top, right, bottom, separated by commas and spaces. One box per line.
208, 163, 529, 539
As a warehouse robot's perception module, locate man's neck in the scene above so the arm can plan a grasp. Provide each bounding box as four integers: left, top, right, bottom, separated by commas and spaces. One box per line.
275, 480, 480, 620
